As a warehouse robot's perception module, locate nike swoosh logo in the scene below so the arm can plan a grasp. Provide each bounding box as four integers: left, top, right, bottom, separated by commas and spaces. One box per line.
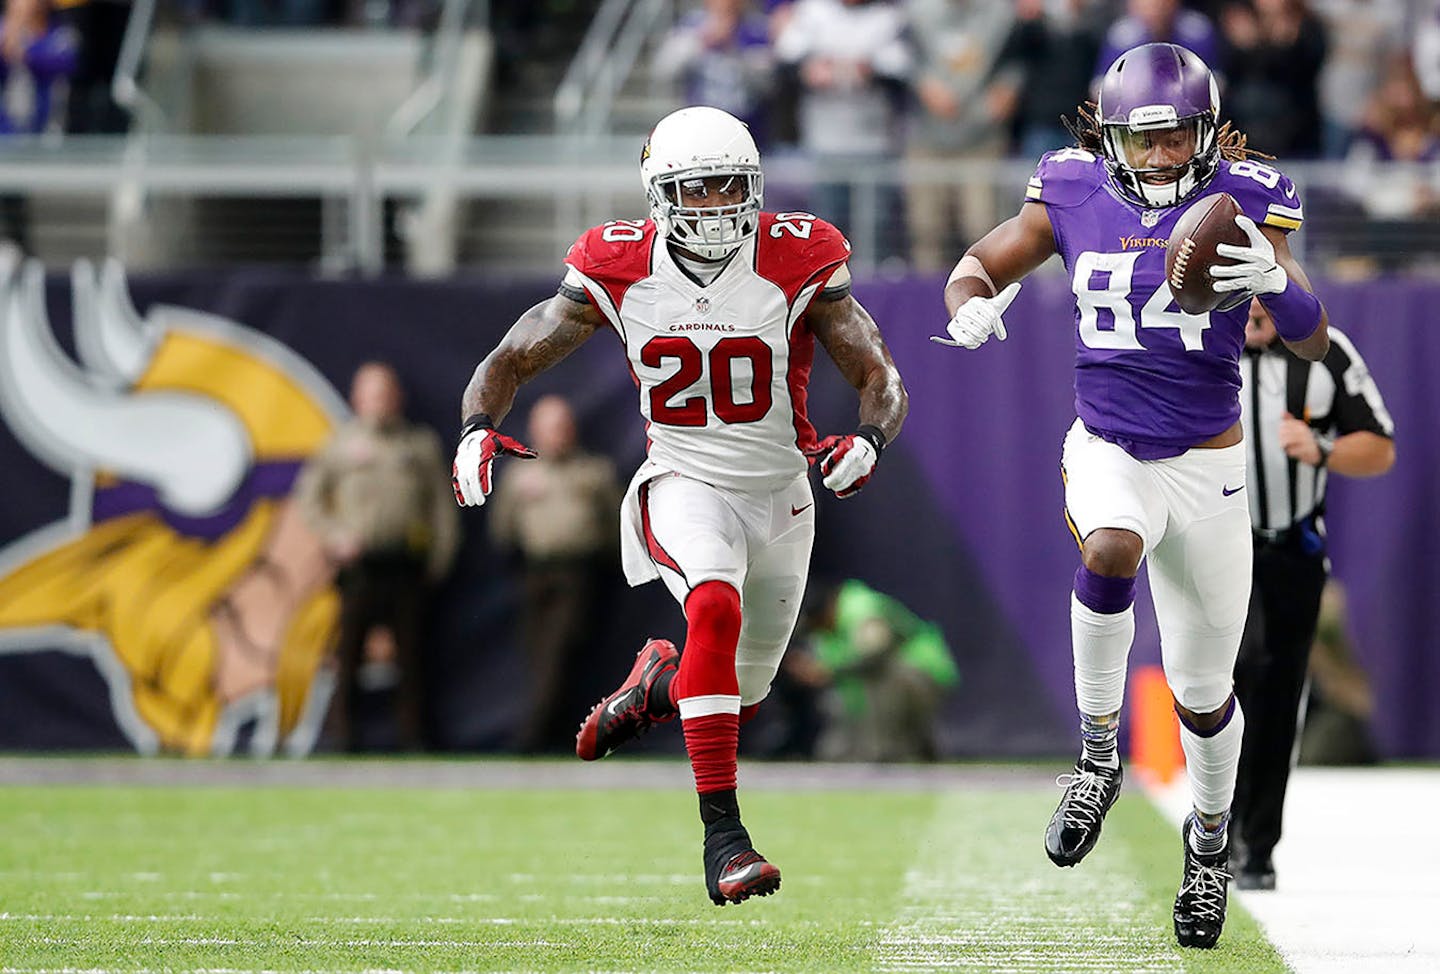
1285, 184, 1296, 199
791, 504, 813, 517
1222, 484, 1245, 496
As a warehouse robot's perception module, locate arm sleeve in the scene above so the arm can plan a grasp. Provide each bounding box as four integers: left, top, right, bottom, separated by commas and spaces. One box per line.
558, 266, 591, 305
815, 262, 852, 302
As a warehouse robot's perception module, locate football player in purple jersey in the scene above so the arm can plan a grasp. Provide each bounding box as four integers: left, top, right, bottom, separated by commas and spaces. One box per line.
933, 43, 1329, 949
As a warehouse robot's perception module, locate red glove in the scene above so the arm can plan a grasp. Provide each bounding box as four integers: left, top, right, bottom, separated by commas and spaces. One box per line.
806, 426, 885, 499
452, 424, 537, 507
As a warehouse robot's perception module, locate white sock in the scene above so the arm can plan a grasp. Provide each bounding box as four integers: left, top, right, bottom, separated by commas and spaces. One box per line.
1178, 697, 1245, 825
1071, 594, 1135, 717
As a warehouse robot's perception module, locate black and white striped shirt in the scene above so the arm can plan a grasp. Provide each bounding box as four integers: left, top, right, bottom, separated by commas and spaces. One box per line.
1240, 327, 1395, 533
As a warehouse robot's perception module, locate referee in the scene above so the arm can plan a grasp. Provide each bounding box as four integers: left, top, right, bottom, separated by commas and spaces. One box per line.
1230, 297, 1396, 891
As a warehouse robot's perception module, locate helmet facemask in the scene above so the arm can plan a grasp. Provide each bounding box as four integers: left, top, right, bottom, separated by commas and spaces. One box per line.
1101, 112, 1218, 208
647, 167, 763, 261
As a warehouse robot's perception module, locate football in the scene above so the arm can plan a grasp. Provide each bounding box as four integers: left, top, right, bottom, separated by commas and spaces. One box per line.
1165, 192, 1249, 315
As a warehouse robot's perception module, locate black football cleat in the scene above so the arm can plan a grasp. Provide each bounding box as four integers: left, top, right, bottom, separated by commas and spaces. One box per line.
1174, 813, 1232, 949
575, 638, 679, 761
1045, 758, 1123, 867
703, 818, 780, 906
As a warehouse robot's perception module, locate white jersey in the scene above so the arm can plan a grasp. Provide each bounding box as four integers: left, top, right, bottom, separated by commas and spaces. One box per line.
561, 212, 852, 491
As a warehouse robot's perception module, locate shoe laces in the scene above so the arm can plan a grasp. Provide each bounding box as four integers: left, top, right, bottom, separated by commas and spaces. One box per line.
1178, 857, 1230, 922
1054, 766, 1115, 830
724, 849, 766, 872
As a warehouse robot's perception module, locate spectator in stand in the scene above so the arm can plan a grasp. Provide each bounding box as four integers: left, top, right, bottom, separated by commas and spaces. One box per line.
987, 0, 1104, 162
1311, 0, 1407, 158
1413, 1, 1440, 106
1218, 0, 1328, 158
774, 0, 914, 262
0, 0, 76, 135
0, 0, 76, 134
1340, 55, 1440, 267
1096, 0, 1222, 85
653, 0, 774, 147
296, 362, 459, 751
1348, 56, 1440, 178
0, 0, 76, 253
488, 395, 621, 754
904, 0, 1013, 272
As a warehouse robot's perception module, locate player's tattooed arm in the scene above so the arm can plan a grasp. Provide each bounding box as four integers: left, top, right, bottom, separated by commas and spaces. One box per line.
460, 294, 604, 426
945, 202, 1057, 315
1265, 225, 1330, 362
809, 295, 909, 443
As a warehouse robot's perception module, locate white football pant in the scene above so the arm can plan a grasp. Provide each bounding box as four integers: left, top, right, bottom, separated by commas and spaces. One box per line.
638, 471, 815, 707
1061, 418, 1252, 714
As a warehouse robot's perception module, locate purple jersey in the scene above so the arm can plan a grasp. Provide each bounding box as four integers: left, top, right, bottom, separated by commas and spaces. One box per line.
1026, 149, 1304, 459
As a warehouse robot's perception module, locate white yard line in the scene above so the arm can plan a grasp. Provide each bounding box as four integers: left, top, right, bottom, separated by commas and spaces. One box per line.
874, 793, 1183, 973
1146, 767, 1440, 973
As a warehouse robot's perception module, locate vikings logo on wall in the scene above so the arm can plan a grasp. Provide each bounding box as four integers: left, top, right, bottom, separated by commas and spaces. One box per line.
0, 258, 348, 756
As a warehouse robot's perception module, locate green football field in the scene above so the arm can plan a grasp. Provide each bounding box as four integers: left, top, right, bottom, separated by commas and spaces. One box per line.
0, 762, 1288, 973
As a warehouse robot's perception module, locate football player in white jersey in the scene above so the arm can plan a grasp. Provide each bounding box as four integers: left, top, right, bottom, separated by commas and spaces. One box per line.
452, 106, 908, 905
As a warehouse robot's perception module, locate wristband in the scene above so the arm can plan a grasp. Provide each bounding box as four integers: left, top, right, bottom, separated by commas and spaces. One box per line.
1257, 278, 1322, 343
856, 424, 887, 457
1314, 433, 1334, 468
459, 413, 494, 442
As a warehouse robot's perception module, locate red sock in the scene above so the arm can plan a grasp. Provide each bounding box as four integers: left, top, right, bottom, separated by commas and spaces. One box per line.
673, 580, 743, 794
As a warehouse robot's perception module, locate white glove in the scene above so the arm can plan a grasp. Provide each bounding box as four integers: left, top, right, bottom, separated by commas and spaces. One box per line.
930, 281, 1022, 349
1211, 214, 1288, 297
452, 427, 537, 507
808, 431, 881, 499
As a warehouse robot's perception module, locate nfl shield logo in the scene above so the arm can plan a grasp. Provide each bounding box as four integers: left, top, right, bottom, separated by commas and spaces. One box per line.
1141, 209, 1162, 228
695, 297, 710, 315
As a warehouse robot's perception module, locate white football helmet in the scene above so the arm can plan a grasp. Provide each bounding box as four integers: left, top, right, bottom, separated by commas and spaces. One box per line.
641, 106, 763, 260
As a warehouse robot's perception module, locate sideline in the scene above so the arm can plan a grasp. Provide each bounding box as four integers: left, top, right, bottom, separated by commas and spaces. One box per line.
0, 755, 1056, 792
1147, 767, 1440, 973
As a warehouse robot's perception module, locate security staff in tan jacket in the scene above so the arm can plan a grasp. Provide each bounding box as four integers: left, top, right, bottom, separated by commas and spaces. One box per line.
489, 395, 621, 753
296, 362, 459, 751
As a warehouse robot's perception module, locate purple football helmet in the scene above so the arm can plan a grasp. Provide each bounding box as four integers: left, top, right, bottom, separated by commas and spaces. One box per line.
1096, 43, 1221, 208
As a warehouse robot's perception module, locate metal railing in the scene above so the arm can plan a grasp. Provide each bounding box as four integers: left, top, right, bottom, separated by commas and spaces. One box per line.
553, 0, 674, 136
384, 0, 479, 141
112, 0, 167, 135
3, 135, 1440, 277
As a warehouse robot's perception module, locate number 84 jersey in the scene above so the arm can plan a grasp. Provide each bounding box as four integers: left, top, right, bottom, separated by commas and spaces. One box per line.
1030, 148, 1304, 460
561, 212, 852, 490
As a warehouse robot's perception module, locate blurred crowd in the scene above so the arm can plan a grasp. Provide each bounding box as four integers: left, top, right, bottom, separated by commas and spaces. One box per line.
647, 0, 1440, 164
6, 1, 1440, 271
646, 0, 1440, 270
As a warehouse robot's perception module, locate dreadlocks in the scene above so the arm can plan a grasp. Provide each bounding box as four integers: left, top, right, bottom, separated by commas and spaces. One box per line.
1061, 102, 1272, 162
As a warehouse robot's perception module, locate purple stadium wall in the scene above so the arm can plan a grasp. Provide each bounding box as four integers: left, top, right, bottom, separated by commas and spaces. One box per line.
0, 271, 1433, 757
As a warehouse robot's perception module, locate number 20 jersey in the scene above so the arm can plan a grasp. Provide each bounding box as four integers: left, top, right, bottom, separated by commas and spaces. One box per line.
562, 213, 851, 490
1029, 149, 1305, 460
